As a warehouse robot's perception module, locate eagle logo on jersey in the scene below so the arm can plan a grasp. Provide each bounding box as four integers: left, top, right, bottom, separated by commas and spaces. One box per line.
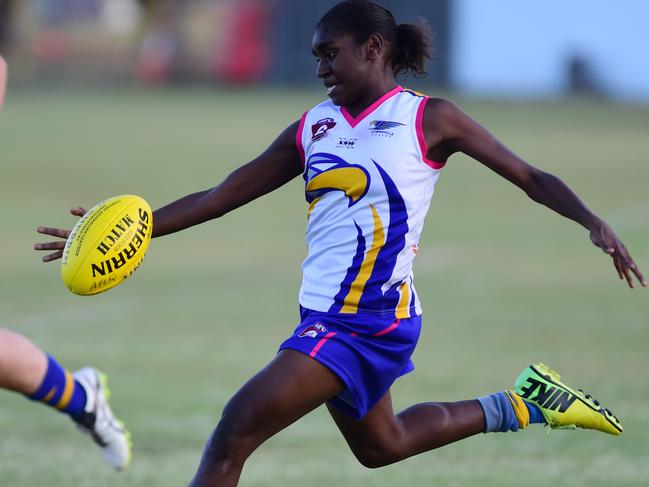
369, 120, 405, 131
305, 152, 370, 208
369, 120, 405, 138
311, 118, 337, 141
303, 152, 410, 315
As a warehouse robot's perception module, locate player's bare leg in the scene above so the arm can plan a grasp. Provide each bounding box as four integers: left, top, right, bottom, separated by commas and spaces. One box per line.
327, 391, 486, 468
0, 54, 7, 110
188, 349, 344, 487
0, 328, 48, 393
0, 327, 132, 470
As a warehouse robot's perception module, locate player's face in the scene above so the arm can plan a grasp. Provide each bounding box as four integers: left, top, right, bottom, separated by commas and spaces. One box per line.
312, 28, 372, 107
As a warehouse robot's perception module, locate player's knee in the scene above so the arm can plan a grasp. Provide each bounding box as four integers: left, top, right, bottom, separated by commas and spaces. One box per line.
212, 417, 249, 455
351, 443, 403, 469
211, 403, 262, 462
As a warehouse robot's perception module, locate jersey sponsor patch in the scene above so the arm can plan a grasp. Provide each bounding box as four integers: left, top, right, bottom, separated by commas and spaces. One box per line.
369, 120, 405, 131
369, 120, 405, 137
336, 137, 357, 149
298, 322, 328, 338
312, 118, 336, 141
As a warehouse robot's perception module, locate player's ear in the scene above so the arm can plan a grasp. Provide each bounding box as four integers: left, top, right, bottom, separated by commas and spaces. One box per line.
365, 33, 385, 61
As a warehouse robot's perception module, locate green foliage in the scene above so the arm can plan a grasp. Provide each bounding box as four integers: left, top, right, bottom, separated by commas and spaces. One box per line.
0, 89, 648, 486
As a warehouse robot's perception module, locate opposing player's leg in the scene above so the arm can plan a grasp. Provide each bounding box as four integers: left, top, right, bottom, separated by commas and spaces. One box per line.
0, 54, 7, 110
188, 349, 344, 487
327, 390, 486, 468
0, 327, 132, 470
0, 327, 47, 392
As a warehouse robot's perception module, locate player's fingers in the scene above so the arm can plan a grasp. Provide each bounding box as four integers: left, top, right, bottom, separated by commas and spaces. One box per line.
70, 207, 86, 217
614, 255, 634, 289
637, 270, 647, 288
612, 257, 624, 281
42, 250, 63, 262
619, 245, 640, 274
34, 241, 66, 251
613, 243, 647, 287
36, 226, 71, 239
632, 267, 647, 287
622, 267, 634, 289
623, 259, 646, 288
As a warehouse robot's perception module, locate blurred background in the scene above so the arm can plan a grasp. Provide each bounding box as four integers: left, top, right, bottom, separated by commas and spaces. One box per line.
1, 0, 648, 102
1, 1, 648, 487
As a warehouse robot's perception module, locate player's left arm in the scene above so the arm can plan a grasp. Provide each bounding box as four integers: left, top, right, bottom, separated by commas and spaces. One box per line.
422, 97, 645, 289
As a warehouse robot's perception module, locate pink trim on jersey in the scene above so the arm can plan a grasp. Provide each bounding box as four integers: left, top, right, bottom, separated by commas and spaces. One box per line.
373, 319, 401, 337
416, 97, 446, 170
340, 85, 403, 129
296, 111, 308, 166
309, 331, 337, 358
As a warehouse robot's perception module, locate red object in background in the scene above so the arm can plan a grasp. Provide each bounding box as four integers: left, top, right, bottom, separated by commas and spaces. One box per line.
33, 30, 69, 62
216, 0, 273, 84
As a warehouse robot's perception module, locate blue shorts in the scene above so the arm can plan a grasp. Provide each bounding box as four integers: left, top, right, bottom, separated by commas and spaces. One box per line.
278, 307, 422, 420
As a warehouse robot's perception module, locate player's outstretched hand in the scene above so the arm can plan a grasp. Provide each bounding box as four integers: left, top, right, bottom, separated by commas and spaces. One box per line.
34, 207, 86, 262
589, 218, 646, 288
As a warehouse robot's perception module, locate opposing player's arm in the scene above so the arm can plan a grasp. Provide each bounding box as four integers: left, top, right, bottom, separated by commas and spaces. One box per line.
151, 120, 303, 237
422, 97, 645, 288
0, 54, 7, 110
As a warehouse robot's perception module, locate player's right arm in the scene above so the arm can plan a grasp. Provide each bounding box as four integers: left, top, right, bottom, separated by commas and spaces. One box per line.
34, 121, 303, 261
151, 120, 302, 238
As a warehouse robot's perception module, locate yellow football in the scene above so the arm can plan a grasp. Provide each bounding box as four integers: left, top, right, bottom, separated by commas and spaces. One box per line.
61, 195, 153, 295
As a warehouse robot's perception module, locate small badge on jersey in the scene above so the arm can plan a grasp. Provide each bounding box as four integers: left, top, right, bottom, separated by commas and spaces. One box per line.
369, 120, 405, 137
312, 118, 336, 141
336, 137, 357, 149
298, 322, 328, 338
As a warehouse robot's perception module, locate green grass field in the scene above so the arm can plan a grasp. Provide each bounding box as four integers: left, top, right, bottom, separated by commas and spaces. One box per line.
0, 88, 648, 486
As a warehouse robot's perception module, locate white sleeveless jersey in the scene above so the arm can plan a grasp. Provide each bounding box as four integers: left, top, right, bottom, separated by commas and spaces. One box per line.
296, 86, 445, 318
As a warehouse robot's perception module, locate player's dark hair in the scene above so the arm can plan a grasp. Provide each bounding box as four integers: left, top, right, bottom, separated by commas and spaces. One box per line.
316, 0, 433, 77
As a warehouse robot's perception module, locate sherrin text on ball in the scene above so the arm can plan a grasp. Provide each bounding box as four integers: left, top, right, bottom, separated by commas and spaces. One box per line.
61, 195, 153, 295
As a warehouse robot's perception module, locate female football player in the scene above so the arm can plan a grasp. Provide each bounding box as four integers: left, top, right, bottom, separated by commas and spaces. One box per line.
0, 54, 131, 471
36, 2, 645, 486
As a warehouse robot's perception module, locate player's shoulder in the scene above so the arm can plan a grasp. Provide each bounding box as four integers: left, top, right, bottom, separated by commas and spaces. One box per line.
395, 89, 459, 118
424, 96, 459, 113
421, 97, 465, 126
399, 87, 428, 99
392, 90, 463, 127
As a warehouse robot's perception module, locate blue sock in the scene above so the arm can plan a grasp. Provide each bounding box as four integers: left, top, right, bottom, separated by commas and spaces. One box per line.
525, 400, 546, 424
476, 391, 520, 433
27, 355, 87, 418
